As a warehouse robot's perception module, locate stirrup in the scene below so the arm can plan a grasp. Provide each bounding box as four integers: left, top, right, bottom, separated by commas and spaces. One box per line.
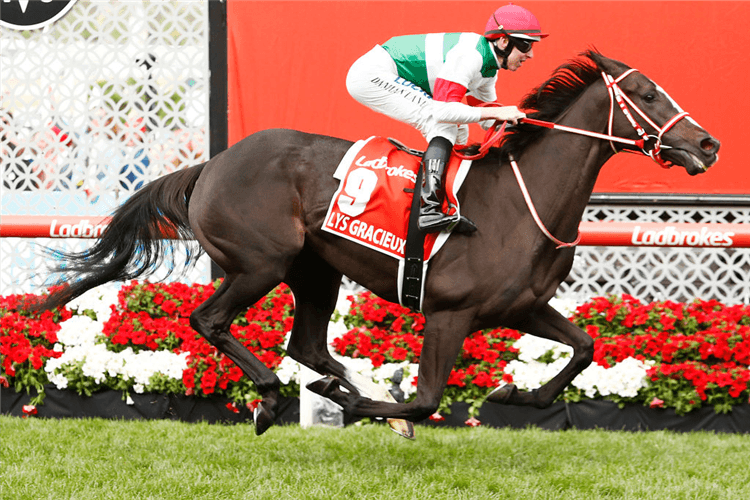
419, 213, 476, 234
418, 213, 458, 233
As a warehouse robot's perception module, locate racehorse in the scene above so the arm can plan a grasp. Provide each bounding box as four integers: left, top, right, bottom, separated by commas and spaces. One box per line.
36, 51, 719, 437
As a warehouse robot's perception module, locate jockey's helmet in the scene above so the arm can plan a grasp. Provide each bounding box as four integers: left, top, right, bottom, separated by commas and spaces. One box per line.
484, 3, 549, 42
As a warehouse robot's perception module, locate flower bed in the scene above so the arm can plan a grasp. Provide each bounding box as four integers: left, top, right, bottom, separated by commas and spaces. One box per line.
2, 282, 750, 421
1, 281, 299, 413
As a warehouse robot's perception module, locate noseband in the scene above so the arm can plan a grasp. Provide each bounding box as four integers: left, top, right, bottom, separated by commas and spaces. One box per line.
603, 69, 690, 168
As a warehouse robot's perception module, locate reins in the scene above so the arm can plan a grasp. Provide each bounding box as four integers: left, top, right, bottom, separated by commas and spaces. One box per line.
453, 69, 690, 248
507, 153, 582, 249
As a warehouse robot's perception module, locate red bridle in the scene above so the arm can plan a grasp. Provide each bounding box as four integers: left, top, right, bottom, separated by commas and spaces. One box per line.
602, 69, 690, 169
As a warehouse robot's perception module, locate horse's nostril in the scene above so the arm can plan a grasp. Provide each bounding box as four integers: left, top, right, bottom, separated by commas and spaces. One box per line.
701, 137, 719, 152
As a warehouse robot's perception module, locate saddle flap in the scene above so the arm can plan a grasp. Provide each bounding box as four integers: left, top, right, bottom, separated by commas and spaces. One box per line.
322, 136, 472, 262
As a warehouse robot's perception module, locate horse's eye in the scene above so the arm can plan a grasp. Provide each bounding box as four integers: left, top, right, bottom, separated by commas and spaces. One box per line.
643, 93, 657, 103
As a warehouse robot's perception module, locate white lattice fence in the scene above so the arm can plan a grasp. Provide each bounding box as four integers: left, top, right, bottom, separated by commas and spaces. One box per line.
1, 0, 211, 294
560, 205, 750, 305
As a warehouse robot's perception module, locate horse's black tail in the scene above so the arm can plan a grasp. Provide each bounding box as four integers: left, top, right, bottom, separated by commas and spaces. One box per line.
35, 162, 208, 311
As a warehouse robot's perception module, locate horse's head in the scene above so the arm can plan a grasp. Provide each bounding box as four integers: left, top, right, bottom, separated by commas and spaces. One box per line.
591, 52, 720, 176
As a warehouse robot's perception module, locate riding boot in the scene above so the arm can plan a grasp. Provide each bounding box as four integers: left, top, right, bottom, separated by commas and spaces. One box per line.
418, 136, 477, 234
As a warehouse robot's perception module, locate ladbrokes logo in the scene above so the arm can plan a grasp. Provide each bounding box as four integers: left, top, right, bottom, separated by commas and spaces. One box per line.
49, 219, 107, 238
1, 0, 78, 30
631, 225, 735, 247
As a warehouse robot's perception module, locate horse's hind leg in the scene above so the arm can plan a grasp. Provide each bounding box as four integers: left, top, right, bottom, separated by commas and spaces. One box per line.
488, 303, 594, 408
189, 273, 283, 435
307, 309, 473, 424
283, 251, 347, 388
284, 250, 414, 438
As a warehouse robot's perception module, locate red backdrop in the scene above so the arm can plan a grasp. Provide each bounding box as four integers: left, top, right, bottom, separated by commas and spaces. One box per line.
227, 1, 748, 195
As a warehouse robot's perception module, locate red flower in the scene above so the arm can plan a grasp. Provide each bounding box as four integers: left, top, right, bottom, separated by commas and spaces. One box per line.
464, 417, 481, 427
446, 369, 466, 388
200, 370, 217, 395
22, 405, 37, 416
391, 347, 409, 361
649, 397, 665, 409
472, 371, 496, 388
429, 412, 445, 422
370, 353, 385, 367
160, 300, 177, 317
585, 325, 600, 338
182, 367, 196, 389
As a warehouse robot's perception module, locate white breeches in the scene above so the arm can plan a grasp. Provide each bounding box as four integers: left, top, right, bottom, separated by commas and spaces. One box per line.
346, 45, 470, 145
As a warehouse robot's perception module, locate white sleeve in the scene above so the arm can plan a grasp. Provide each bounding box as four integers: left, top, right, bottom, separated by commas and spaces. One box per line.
427, 101, 483, 124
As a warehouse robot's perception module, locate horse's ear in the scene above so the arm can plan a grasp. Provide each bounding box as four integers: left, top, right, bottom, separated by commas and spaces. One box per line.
585, 50, 630, 76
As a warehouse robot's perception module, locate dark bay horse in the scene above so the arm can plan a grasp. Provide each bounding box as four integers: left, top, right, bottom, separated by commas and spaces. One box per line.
38, 51, 719, 436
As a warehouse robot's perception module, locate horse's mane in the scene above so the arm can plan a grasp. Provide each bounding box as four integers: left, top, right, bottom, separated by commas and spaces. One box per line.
498, 49, 605, 158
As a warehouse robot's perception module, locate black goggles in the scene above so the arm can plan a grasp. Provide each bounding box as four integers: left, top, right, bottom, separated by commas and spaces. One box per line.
510, 37, 534, 54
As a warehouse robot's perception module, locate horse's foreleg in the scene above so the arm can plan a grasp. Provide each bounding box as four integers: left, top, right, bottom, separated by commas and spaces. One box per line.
488, 303, 594, 408
189, 274, 283, 435
307, 310, 472, 423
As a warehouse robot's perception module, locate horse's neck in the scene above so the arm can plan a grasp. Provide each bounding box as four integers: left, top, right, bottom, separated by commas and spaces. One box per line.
519, 85, 614, 232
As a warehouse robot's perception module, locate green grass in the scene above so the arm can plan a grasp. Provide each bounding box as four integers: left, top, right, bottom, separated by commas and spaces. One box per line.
2, 416, 750, 500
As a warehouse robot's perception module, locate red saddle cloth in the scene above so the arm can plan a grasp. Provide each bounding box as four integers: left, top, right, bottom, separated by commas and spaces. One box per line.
322, 136, 472, 261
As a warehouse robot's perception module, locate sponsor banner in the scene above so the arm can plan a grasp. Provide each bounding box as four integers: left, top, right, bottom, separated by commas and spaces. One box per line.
0, 216, 179, 239
578, 222, 750, 248
2, 217, 748, 249
0, 216, 111, 238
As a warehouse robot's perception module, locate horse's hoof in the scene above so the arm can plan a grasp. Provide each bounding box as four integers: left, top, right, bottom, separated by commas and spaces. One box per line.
306, 376, 340, 398
486, 383, 517, 404
388, 418, 415, 440
253, 402, 275, 436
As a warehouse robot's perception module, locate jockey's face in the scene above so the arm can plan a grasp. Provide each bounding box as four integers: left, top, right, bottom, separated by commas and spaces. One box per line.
496, 37, 534, 72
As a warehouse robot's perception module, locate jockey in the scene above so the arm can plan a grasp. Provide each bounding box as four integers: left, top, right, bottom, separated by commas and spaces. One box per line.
346, 3, 548, 234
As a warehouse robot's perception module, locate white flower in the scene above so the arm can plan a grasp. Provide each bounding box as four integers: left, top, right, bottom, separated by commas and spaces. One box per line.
572, 357, 653, 398
505, 351, 653, 399
45, 329, 190, 391
549, 297, 579, 318
276, 356, 302, 385
504, 358, 570, 391
67, 284, 120, 323
55, 315, 104, 347
48, 372, 69, 390
512, 335, 572, 363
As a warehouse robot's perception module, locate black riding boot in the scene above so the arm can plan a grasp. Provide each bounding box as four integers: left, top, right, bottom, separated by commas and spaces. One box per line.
418, 136, 477, 234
